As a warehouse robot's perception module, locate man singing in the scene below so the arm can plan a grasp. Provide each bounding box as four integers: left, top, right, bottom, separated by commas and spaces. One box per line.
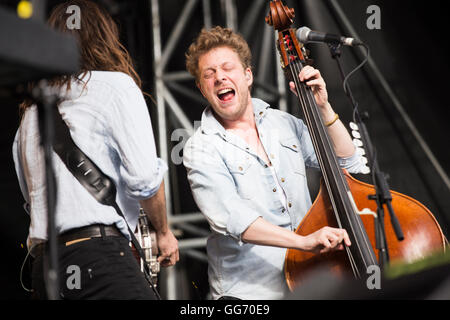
183, 26, 363, 299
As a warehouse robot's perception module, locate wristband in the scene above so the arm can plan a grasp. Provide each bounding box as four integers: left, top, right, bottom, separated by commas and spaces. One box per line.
325, 113, 339, 127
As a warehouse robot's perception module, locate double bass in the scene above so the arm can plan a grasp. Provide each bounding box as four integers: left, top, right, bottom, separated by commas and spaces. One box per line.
265, 0, 447, 291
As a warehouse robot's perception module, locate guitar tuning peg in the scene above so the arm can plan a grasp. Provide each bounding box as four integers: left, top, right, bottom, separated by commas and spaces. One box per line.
361, 165, 371, 174
355, 147, 366, 156
349, 122, 359, 131
352, 130, 361, 139
352, 138, 363, 147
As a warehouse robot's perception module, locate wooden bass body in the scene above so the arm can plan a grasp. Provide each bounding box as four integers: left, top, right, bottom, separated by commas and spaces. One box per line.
285, 170, 447, 291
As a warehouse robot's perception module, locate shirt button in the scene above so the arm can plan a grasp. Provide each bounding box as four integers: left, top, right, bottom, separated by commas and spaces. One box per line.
292, 144, 297, 149
259, 111, 263, 116
288, 202, 292, 208
238, 166, 243, 171
281, 178, 285, 183
282, 208, 286, 213
273, 188, 277, 192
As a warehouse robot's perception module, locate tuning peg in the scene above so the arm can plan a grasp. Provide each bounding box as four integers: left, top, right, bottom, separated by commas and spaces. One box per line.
359, 156, 368, 165
352, 130, 361, 139
361, 165, 371, 174
352, 138, 363, 147
349, 122, 359, 131
355, 147, 366, 156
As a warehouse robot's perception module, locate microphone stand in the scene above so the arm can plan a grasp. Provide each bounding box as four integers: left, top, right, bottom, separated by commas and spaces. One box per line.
327, 43, 404, 269
32, 81, 60, 300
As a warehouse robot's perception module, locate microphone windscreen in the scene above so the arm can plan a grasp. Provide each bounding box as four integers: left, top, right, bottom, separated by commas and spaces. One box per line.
297, 26, 311, 43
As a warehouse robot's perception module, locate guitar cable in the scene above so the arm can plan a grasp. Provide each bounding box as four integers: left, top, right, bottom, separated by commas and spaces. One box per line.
142, 266, 161, 300
19, 245, 34, 293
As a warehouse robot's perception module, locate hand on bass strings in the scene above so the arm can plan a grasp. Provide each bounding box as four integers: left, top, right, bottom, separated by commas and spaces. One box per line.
300, 226, 351, 254
289, 65, 329, 110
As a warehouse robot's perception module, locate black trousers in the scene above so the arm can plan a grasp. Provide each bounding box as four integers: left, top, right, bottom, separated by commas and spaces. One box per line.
31, 235, 157, 300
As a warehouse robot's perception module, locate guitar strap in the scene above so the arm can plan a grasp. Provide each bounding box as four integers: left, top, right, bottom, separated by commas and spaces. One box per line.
51, 107, 161, 299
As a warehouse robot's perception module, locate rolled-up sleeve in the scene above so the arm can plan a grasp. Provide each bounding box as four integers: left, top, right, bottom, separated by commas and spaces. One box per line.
106, 80, 167, 200
337, 151, 365, 174
183, 135, 261, 244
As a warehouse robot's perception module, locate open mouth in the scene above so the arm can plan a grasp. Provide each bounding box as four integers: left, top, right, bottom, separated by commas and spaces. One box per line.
217, 88, 235, 102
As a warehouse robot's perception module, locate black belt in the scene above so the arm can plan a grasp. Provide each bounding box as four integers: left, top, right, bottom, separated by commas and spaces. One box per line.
31, 224, 123, 258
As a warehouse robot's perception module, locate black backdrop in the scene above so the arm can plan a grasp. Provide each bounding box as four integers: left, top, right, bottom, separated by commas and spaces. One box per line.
1, 0, 449, 299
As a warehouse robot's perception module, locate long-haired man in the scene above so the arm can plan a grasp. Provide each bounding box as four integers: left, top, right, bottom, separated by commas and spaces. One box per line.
13, 0, 178, 300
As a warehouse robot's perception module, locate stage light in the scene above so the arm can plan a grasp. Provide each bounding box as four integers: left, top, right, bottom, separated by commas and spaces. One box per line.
17, 0, 33, 19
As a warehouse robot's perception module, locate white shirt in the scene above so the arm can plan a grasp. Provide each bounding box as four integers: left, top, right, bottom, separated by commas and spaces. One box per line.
13, 71, 167, 248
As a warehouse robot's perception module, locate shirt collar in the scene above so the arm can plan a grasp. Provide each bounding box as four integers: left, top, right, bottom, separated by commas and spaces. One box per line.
200, 98, 270, 136
252, 98, 270, 123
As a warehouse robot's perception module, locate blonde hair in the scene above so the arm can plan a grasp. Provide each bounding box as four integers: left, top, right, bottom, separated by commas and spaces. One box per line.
185, 26, 252, 81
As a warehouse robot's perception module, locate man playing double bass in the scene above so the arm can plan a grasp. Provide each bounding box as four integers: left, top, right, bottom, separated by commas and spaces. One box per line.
183, 26, 365, 300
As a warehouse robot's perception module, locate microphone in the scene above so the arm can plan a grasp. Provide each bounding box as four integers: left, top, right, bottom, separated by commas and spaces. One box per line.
296, 26, 363, 47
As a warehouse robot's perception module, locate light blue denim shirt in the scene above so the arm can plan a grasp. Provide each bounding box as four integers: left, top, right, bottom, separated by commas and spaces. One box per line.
13, 71, 167, 248
183, 98, 364, 299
